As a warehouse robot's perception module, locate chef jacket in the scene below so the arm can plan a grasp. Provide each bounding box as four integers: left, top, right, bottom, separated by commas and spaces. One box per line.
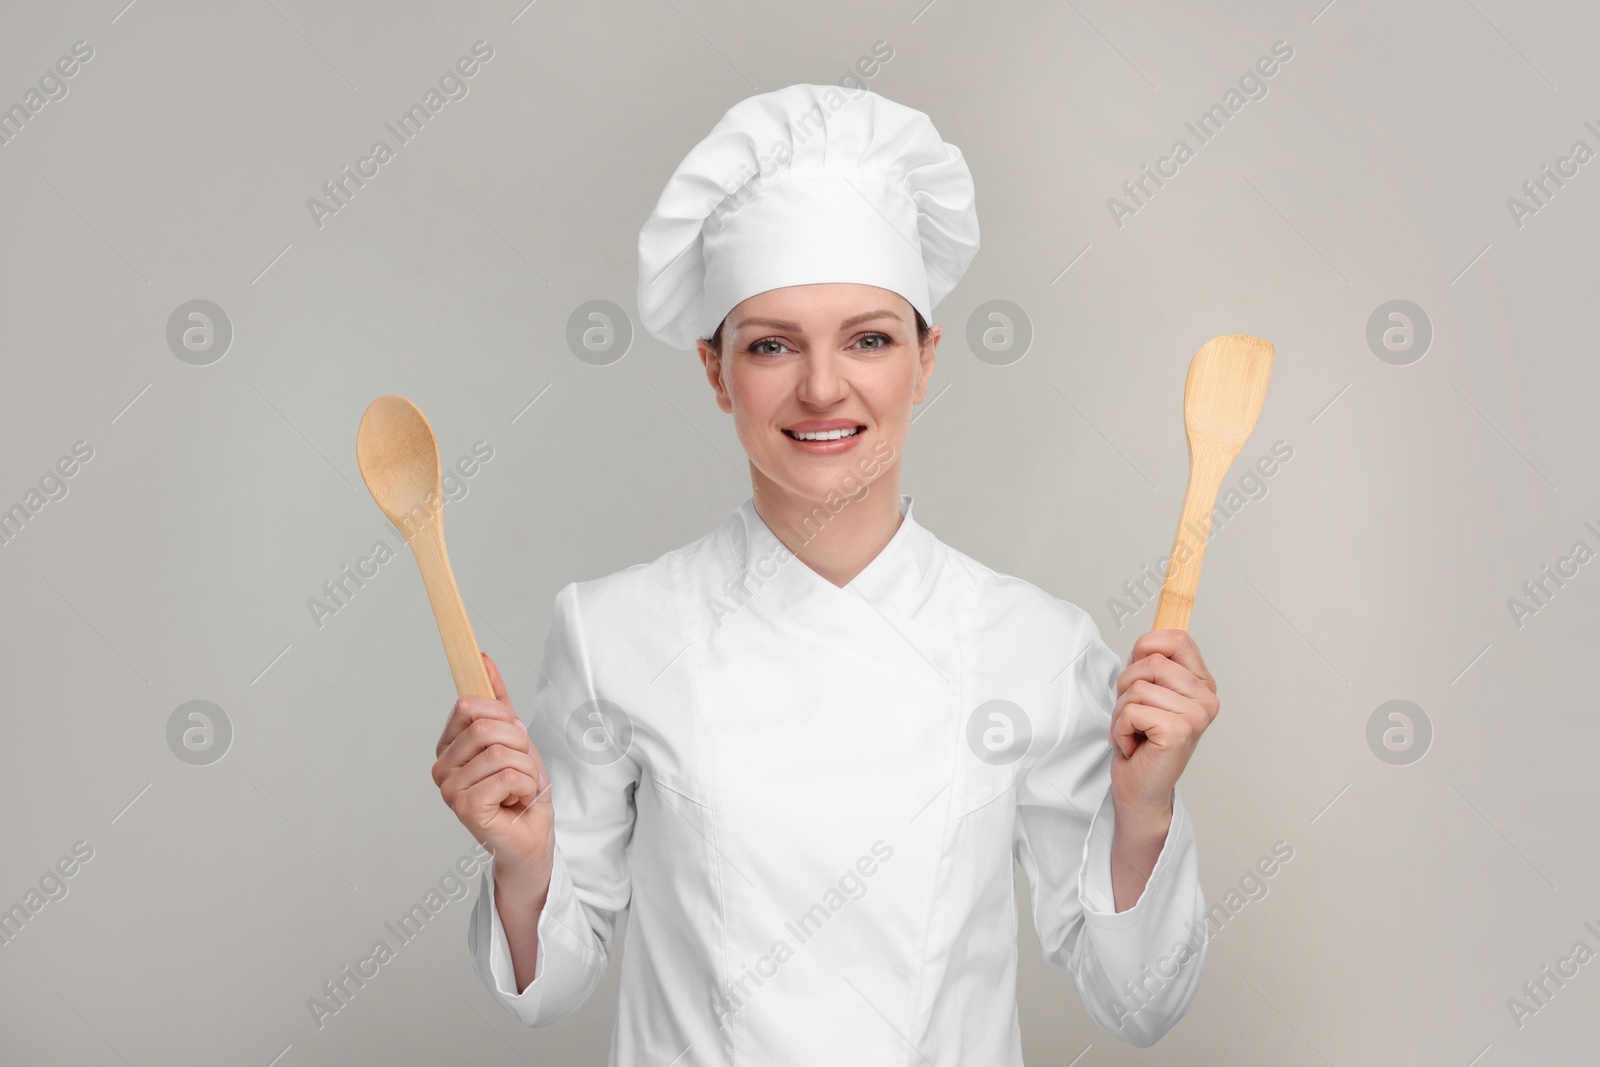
468, 493, 1209, 1064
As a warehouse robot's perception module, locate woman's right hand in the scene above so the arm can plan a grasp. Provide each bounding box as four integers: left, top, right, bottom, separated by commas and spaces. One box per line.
434, 652, 555, 879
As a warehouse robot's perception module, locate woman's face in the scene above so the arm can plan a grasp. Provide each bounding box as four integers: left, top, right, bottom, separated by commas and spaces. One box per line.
697, 283, 941, 505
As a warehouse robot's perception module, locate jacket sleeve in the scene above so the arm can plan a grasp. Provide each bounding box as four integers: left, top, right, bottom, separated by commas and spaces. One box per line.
467, 580, 641, 1027
1013, 608, 1210, 1047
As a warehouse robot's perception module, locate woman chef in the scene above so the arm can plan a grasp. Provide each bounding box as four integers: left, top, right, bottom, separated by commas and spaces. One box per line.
434, 83, 1220, 1063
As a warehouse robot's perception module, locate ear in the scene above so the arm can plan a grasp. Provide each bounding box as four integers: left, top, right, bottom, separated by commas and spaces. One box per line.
698, 339, 733, 413
911, 323, 941, 404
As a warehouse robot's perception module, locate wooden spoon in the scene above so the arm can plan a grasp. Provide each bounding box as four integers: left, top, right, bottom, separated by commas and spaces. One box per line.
1153, 335, 1275, 631
356, 395, 526, 806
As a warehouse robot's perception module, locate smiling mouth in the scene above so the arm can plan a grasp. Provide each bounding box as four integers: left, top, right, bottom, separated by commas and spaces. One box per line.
783, 425, 866, 442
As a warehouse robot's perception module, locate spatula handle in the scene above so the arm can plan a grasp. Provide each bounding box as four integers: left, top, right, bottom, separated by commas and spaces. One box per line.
407, 522, 528, 808
1153, 449, 1230, 632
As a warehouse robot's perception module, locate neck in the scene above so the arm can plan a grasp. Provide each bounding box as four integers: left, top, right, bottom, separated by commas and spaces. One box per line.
750, 465, 904, 588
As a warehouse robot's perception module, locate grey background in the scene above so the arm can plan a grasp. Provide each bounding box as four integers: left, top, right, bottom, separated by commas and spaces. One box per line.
1, 0, 1594, 1063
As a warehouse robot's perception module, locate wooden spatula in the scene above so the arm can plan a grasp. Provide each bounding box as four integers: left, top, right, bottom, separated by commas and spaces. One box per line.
1153, 335, 1275, 631
356, 395, 526, 807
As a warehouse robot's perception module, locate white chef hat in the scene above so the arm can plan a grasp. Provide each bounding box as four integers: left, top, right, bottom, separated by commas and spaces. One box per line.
637, 83, 980, 351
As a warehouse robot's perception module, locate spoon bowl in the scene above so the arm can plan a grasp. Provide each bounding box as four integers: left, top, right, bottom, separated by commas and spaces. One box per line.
1182, 334, 1274, 464
357, 395, 444, 534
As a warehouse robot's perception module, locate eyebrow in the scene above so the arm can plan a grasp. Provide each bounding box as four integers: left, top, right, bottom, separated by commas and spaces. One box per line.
732, 308, 903, 333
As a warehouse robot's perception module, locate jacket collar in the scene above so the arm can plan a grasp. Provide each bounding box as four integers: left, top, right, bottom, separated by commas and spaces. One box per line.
726, 492, 941, 619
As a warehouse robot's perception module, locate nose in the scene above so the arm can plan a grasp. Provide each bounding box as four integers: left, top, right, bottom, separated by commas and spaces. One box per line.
797, 348, 848, 407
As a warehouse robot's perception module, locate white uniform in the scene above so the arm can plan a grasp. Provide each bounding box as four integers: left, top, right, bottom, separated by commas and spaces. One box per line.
468, 494, 1209, 1063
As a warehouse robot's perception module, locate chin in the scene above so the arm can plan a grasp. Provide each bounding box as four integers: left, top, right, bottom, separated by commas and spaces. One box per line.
776, 460, 886, 508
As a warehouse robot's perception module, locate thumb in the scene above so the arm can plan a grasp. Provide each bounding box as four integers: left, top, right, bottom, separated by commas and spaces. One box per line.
481, 651, 509, 703
1110, 702, 1143, 760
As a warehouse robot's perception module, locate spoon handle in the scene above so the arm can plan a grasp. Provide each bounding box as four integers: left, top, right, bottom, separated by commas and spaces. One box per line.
1153, 447, 1230, 632
407, 520, 528, 807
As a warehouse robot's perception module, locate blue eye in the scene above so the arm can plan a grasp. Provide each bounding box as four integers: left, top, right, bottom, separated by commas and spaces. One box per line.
856, 332, 893, 350
748, 338, 789, 356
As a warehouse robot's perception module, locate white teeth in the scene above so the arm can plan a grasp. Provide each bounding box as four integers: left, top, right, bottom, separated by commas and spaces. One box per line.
789, 426, 861, 441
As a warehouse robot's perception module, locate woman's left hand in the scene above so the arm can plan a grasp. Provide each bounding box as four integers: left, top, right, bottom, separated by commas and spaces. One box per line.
1108, 629, 1220, 824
